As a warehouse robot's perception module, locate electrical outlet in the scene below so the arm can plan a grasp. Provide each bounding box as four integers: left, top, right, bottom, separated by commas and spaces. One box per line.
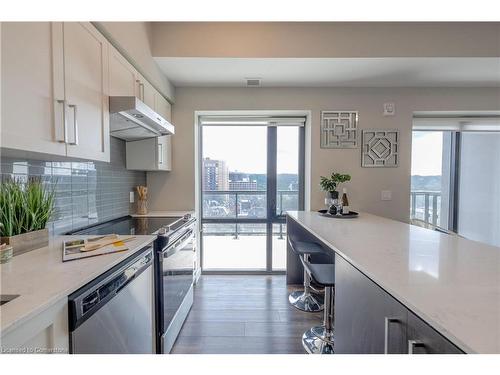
381, 190, 392, 201
129, 191, 135, 203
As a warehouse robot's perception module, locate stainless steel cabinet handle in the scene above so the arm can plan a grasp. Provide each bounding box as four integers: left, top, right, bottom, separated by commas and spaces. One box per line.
135, 80, 145, 100
68, 104, 79, 146
139, 82, 145, 100
56, 99, 68, 143
408, 339, 425, 354
384, 317, 400, 354
158, 143, 163, 165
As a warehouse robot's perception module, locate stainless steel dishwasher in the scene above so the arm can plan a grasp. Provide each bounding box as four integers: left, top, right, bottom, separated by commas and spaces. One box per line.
68, 246, 155, 354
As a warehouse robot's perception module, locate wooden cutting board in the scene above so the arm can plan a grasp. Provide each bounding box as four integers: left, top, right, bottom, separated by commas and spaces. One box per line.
62, 235, 135, 262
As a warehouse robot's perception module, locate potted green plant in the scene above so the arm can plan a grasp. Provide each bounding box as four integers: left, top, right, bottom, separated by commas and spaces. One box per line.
320, 172, 351, 200
0, 176, 55, 256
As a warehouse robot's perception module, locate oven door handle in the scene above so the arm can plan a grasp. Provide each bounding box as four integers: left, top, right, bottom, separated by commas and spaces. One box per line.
163, 231, 194, 258
164, 246, 181, 258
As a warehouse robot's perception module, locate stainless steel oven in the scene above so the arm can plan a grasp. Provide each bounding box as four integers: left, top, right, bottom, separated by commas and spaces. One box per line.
155, 218, 196, 353
68, 213, 197, 354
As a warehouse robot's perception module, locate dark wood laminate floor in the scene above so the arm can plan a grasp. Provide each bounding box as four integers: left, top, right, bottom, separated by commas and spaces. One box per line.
171, 275, 323, 354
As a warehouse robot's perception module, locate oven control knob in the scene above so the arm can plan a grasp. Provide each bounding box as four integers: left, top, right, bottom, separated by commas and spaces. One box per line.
183, 213, 191, 221
158, 227, 167, 235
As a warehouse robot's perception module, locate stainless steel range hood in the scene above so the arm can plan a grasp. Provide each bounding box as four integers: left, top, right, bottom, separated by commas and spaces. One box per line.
109, 96, 175, 141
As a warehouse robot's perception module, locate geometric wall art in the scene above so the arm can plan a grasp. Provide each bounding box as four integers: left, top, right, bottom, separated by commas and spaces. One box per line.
361, 129, 399, 167
320, 111, 359, 149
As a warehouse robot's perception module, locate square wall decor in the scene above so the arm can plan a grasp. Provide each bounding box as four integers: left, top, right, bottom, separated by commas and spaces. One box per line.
362, 129, 399, 167
320, 111, 358, 149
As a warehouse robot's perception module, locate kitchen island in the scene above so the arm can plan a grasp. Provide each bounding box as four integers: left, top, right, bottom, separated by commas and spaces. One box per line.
286, 211, 500, 354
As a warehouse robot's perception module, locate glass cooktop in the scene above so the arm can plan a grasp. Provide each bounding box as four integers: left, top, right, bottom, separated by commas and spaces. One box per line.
69, 216, 181, 236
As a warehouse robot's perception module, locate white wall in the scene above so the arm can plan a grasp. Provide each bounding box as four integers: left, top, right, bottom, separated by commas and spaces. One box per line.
147, 87, 500, 223
95, 22, 175, 101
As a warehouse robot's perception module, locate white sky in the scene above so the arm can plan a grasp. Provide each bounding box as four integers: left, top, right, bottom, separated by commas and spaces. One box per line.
411, 131, 443, 176
202, 126, 299, 174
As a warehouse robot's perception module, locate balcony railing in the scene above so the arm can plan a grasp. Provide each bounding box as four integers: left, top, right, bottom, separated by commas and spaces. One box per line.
202, 222, 287, 239
410, 190, 441, 227
202, 190, 299, 219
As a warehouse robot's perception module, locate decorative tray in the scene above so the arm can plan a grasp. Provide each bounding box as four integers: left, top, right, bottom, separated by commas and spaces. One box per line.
318, 209, 359, 218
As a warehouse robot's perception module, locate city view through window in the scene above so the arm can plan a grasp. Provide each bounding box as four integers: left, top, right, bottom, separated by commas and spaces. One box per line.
202, 127, 299, 220
201, 125, 300, 271
411, 129, 500, 247
410, 131, 451, 229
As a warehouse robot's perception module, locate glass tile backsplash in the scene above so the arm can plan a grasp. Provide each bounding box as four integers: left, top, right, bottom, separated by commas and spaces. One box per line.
0, 138, 146, 235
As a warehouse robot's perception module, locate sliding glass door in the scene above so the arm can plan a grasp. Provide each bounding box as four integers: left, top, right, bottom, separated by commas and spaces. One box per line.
199, 116, 305, 272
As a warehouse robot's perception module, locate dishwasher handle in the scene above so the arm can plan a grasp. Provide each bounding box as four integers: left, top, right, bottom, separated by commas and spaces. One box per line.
115, 257, 149, 293
68, 247, 153, 331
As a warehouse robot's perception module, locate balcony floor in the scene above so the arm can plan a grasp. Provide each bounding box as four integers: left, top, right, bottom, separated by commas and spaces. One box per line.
171, 275, 322, 354
203, 234, 287, 271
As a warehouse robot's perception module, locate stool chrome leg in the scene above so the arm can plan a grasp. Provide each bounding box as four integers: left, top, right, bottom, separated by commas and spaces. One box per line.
302, 286, 335, 354
289, 255, 324, 312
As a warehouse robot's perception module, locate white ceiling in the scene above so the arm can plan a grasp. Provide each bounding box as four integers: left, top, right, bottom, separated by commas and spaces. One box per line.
154, 57, 500, 87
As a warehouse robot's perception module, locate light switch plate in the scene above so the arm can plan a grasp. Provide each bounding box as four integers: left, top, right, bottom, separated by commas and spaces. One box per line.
381, 190, 392, 201
129, 191, 135, 203
383, 102, 396, 116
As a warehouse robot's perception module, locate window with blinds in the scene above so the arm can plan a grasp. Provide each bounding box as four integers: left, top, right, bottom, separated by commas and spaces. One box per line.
199, 116, 306, 127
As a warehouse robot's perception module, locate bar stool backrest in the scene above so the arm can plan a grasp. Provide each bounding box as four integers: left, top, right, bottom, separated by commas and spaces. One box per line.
287, 236, 299, 255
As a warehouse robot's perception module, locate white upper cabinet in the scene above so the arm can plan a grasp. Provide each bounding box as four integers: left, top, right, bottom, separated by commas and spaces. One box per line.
136, 73, 156, 110
54, 22, 110, 162
2, 22, 172, 165
126, 135, 171, 171
154, 92, 172, 122
1, 22, 110, 162
109, 46, 137, 97
1, 22, 67, 156
109, 50, 171, 123
157, 135, 172, 171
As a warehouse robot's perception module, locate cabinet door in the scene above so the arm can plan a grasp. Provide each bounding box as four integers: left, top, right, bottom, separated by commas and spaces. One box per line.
407, 312, 463, 354
126, 136, 171, 171
60, 22, 110, 162
136, 73, 156, 109
1, 22, 66, 156
334, 255, 407, 354
157, 135, 172, 171
0, 298, 69, 354
154, 92, 172, 121
109, 46, 137, 97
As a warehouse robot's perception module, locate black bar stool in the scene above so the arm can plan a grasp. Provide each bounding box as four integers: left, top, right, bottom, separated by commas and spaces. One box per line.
288, 238, 325, 312
301, 262, 335, 354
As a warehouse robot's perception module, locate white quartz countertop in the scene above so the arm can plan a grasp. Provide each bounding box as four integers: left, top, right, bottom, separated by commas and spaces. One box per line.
287, 211, 500, 354
131, 210, 194, 218
0, 235, 156, 335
